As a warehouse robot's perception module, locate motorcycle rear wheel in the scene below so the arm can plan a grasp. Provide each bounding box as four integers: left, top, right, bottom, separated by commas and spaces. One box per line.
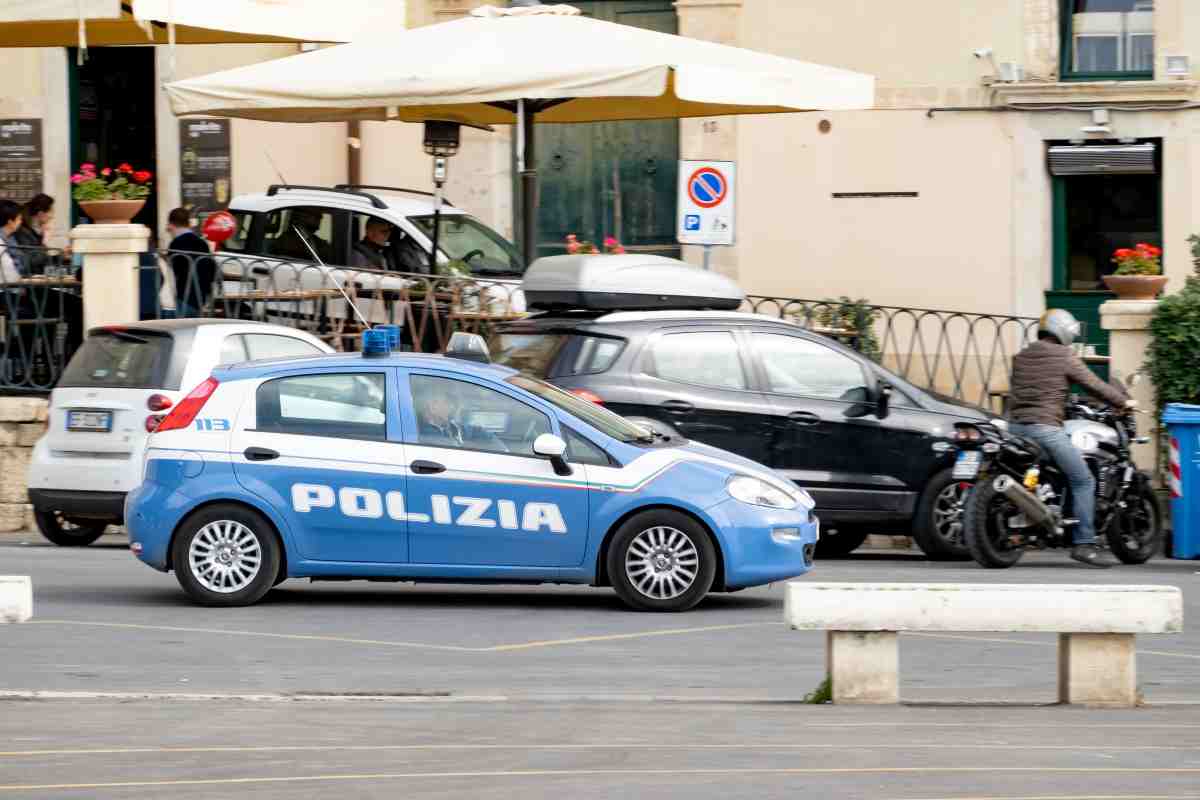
1106, 483, 1163, 564
964, 479, 1027, 568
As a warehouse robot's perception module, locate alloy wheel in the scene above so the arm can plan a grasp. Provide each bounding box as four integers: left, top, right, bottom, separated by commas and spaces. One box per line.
188, 520, 263, 594
932, 482, 969, 547
624, 526, 700, 601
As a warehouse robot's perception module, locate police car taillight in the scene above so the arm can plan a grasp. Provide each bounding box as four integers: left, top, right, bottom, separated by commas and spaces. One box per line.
155, 377, 219, 433
146, 394, 173, 412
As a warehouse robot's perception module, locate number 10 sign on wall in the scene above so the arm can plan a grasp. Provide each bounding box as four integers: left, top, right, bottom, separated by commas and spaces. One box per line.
677, 160, 736, 248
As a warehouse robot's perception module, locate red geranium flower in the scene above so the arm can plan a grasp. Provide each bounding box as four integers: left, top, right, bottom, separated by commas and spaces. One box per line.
118, 163, 133, 173
100, 167, 112, 177
133, 170, 152, 183
1114, 248, 1135, 259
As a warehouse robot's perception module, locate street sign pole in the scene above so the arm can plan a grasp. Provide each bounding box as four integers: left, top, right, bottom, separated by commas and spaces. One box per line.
702, 244, 712, 271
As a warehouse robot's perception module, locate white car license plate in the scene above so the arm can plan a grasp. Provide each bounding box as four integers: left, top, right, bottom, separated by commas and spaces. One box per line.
67, 410, 112, 432
952, 451, 982, 480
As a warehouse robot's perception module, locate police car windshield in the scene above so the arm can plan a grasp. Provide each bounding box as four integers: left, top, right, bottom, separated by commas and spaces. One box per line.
507, 375, 648, 443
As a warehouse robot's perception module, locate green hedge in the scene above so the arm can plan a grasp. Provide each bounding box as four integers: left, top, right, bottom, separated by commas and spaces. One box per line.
1145, 237, 1200, 408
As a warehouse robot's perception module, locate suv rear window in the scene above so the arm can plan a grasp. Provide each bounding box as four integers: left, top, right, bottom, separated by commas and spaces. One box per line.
57, 330, 173, 389
494, 333, 624, 378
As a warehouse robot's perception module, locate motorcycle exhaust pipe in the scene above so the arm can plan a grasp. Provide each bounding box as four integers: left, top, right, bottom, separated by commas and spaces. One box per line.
992, 475, 1056, 531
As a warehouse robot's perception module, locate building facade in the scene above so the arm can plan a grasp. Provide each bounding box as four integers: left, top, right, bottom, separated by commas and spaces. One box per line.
1, 0, 1196, 335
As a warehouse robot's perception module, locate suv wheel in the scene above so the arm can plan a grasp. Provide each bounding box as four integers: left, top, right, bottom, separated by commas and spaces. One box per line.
912, 469, 971, 560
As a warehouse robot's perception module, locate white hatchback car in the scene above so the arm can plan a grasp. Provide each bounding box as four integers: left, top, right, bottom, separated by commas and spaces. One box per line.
27, 319, 332, 546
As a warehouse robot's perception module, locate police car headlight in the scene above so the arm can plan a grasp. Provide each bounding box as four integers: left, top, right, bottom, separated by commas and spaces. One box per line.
727, 476, 797, 510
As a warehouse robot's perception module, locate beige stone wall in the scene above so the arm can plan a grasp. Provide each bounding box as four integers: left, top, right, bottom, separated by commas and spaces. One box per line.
0, 398, 48, 534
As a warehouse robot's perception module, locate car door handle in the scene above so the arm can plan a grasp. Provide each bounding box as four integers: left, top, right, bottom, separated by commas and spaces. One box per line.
244, 447, 279, 461
410, 460, 446, 475
787, 411, 821, 427
660, 400, 694, 416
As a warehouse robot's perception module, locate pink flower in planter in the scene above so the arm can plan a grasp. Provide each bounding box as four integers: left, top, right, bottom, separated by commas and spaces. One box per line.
70, 173, 84, 184
80, 162, 95, 172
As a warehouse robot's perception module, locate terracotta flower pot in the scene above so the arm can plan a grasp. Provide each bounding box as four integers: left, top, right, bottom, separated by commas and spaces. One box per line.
1102, 274, 1168, 301
78, 199, 146, 224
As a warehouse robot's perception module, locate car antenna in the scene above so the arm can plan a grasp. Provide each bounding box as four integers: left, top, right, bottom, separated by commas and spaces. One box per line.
265, 150, 288, 186
291, 224, 372, 329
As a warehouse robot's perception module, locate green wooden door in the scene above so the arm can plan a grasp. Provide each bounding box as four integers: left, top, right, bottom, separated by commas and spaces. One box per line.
534, 0, 679, 259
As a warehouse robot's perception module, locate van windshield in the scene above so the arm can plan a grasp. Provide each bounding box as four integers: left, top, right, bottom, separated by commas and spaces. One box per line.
408, 214, 524, 276
57, 330, 173, 389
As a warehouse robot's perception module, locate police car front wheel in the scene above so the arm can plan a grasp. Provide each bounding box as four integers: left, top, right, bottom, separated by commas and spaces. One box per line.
607, 510, 716, 612
172, 504, 282, 607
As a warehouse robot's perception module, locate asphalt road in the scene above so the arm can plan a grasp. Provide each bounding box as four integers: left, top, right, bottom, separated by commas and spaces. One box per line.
2, 535, 1198, 799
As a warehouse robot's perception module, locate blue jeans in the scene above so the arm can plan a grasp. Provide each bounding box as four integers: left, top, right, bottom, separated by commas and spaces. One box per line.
1009, 423, 1096, 545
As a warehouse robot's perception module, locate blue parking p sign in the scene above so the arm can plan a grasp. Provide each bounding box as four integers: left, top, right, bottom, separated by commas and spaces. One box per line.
684, 214, 700, 232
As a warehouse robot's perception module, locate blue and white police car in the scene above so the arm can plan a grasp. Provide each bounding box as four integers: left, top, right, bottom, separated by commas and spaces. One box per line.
126, 331, 818, 612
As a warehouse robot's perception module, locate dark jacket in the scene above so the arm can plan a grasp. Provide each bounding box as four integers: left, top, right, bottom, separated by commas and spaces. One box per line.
11, 224, 49, 275
169, 229, 217, 314
1009, 339, 1128, 426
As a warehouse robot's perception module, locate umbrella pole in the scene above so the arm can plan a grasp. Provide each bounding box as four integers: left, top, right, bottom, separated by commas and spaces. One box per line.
518, 100, 538, 268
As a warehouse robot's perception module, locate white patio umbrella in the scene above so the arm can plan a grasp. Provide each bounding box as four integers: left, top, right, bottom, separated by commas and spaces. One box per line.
166, 3, 874, 265
0, 0, 391, 49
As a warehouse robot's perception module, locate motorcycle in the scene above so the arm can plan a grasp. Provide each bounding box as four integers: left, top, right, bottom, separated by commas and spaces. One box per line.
953, 373, 1163, 568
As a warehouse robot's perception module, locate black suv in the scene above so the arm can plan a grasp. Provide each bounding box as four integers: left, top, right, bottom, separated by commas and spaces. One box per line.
493, 310, 996, 559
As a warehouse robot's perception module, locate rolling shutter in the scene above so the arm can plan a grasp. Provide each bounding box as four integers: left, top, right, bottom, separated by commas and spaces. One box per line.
1047, 143, 1157, 176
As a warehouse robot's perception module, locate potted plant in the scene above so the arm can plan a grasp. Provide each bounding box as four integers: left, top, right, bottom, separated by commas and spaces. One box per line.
565, 234, 625, 255
71, 163, 153, 224
1104, 243, 1167, 300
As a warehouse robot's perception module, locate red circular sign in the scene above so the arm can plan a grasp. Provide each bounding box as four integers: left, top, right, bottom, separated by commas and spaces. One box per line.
202, 211, 238, 245
687, 167, 728, 209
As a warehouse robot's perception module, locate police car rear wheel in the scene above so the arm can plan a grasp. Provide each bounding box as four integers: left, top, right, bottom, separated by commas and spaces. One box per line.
608, 511, 716, 612
172, 505, 281, 607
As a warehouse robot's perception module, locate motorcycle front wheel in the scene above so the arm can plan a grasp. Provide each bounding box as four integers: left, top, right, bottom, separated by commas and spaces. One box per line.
1106, 482, 1163, 564
963, 478, 1027, 568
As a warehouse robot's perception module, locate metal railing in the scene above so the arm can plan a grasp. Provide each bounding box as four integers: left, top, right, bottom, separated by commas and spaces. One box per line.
744, 295, 1039, 412
3, 247, 1038, 409
0, 245, 80, 394
142, 249, 527, 354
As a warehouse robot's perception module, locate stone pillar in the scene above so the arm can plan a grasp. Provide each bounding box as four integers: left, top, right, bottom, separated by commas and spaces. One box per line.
676, 0, 742, 281
1058, 633, 1138, 707
0, 397, 47, 534
72, 225, 151, 331
1100, 299, 1158, 471
827, 630, 900, 704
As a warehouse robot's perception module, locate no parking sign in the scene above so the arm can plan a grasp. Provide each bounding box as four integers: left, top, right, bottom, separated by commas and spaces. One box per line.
677, 160, 735, 246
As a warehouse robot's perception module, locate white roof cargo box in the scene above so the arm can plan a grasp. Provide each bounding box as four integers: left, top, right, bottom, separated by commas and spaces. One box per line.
521, 254, 745, 312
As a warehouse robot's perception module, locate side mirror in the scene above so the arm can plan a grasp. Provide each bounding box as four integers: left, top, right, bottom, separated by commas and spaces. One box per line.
445, 331, 491, 364
533, 433, 572, 476
876, 383, 892, 419
842, 386, 874, 419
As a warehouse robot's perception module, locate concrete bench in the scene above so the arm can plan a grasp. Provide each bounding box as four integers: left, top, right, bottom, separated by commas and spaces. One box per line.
785, 583, 1183, 707
0, 576, 32, 623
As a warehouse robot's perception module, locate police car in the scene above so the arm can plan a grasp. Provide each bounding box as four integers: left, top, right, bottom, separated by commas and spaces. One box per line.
125, 330, 819, 612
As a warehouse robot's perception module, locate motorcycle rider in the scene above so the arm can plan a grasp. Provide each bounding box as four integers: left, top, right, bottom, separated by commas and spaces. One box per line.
1008, 309, 1134, 568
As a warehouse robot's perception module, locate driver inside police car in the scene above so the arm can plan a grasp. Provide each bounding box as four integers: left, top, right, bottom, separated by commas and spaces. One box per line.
417, 390, 465, 447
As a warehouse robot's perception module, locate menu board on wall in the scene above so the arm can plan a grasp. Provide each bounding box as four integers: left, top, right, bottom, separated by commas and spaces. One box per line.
0, 119, 43, 204
179, 119, 232, 222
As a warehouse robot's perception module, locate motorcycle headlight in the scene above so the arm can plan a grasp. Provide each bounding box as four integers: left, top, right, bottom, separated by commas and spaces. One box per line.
991, 418, 1009, 432
727, 475, 798, 510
